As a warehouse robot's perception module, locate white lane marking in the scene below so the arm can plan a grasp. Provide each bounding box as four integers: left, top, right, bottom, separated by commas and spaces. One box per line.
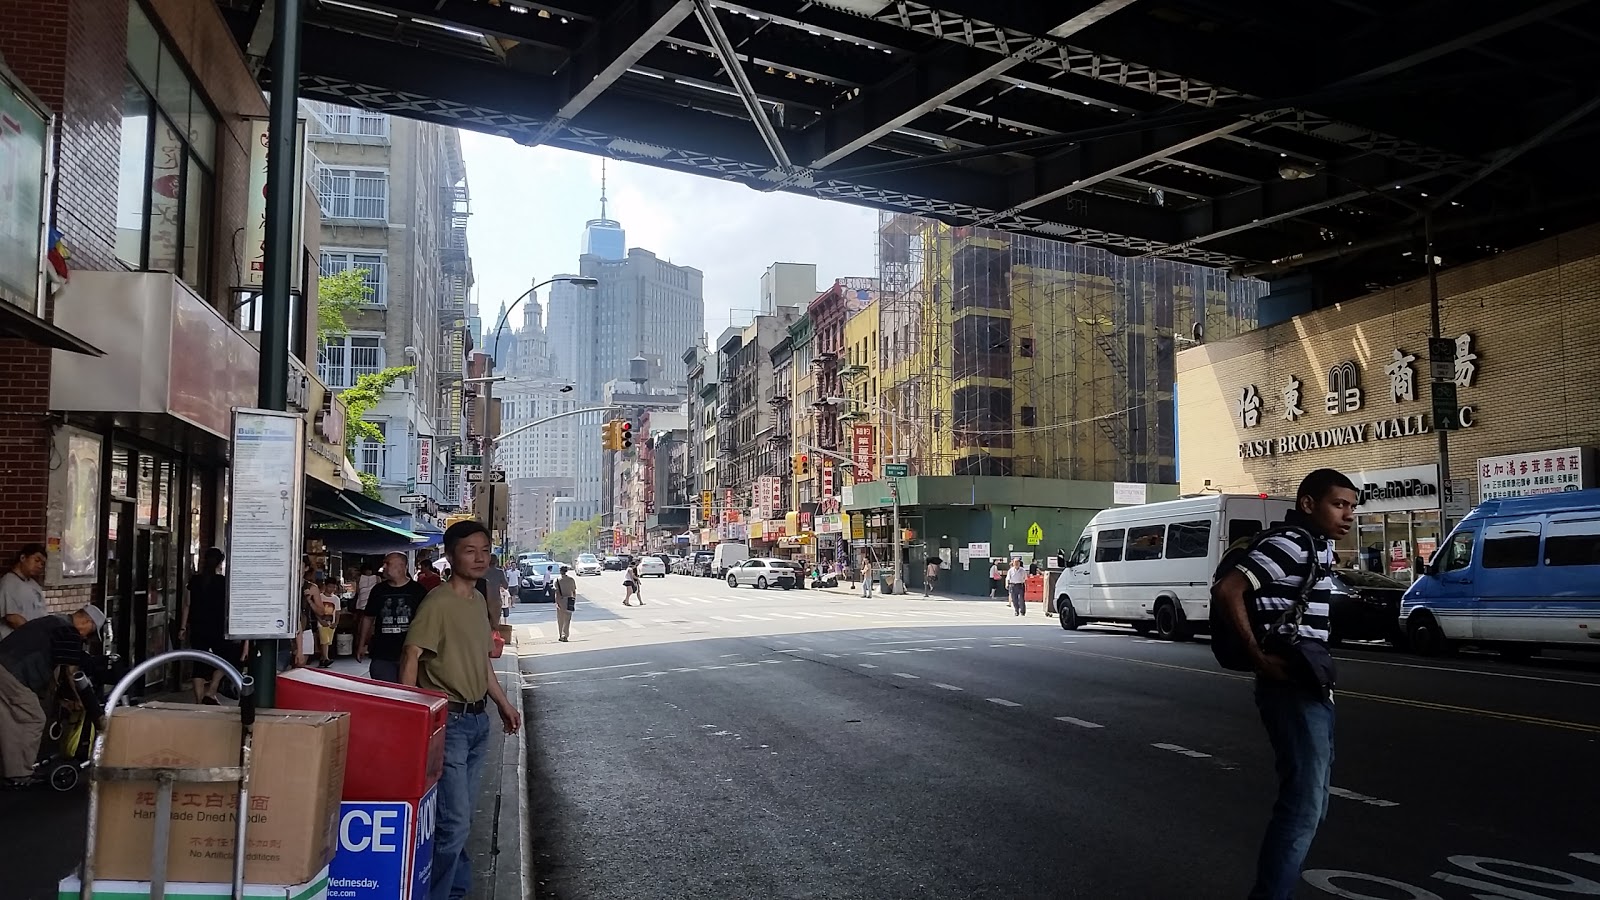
893, 672, 920, 679
869, 637, 976, 645
931, 683, 964, 691
719, 653, 742, 658
1153, 742, 1212, 758
702, 665, 727, 670
709, 615, 741, 623
760, 659, 784, 665
692, 597, 715, 604
649, 619, 674, 625
1054, 716, 1104, 729
885, 649, 912, 654
670, 667, 699, 673
739, 614, 773, 621
731, 662, 760, 667
767, 613, 809, 620
527, 662, 651, 678
619, 619, 645, 630
986, 698, 1021, 707
1335, 655, 1600, 689
822, 653, 843, 658
776, 649, 804, 653
1328, 786, 1401, 808
859, 651, 886, 656
858, 663, 879, 669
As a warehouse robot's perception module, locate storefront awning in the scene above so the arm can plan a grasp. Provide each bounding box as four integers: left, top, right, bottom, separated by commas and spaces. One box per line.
0, 302, 103, 355
307, 502, 426, 543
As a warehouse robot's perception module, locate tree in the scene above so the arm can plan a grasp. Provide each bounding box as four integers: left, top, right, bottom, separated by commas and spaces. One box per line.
339, 365, 415, 499
318, 268, 371, 341
540, 516, 602, 562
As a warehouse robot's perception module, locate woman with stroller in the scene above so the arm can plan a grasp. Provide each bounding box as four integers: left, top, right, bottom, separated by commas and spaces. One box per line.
179, 548, 240, 704
623, 561, 645, 606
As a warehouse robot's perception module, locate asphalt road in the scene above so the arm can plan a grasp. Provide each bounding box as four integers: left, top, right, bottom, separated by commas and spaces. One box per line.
511, 571, 1600, 900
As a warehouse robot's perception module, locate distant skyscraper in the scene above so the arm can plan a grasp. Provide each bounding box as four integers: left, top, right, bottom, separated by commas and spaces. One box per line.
581, 160, 626, 261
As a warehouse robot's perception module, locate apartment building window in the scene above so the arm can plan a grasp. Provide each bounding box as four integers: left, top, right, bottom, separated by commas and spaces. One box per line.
318, 167, 388, 221
316, 103, 390, 139
320, 250, 386, 305
359, 422, 388, 478
318, 333, 384, 388
118, 1, 216, 292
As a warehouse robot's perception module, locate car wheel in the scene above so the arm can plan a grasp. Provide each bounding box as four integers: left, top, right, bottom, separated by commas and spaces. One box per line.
1057, 597, 1080, 631
1406, 611, 1453, 656
728, 574, 739, 588
757, 576, 768, 590
1154, 600, 1190, 641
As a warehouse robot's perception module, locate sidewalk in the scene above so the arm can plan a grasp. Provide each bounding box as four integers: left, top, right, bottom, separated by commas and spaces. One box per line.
3, 649, 529, 900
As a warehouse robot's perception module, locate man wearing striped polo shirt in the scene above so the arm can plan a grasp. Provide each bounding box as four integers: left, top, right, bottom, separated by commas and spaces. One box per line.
1213, 468, 1358, 900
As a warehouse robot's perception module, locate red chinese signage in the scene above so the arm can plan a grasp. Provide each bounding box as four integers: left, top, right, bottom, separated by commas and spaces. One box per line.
821, 460, 834, 499
723, 489, 736, 524
769, 477, 783, 514
852, 424, 875, 480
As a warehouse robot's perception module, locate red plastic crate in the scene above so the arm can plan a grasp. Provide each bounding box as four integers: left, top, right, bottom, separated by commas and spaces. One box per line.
277, 668, 448, 801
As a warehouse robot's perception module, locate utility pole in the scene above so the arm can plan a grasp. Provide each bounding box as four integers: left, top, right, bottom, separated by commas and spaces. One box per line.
889, 476, 903, 594
1425, 215, 1454, 530
249, 0, 303, 709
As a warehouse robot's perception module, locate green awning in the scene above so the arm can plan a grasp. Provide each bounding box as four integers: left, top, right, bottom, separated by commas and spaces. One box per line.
307, 503, 426, 543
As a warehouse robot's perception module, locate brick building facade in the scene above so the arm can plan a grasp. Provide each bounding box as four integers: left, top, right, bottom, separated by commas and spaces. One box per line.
1177, 224, 1600, 576
0, 0, 325, 668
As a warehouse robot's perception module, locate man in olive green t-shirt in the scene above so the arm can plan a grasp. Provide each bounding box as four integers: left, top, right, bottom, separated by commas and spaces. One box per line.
402, 521, 521, 900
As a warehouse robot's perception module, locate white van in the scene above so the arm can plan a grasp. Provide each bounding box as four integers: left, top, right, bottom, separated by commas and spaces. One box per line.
1055, 494, 1293, 640
712, 542, 750, 578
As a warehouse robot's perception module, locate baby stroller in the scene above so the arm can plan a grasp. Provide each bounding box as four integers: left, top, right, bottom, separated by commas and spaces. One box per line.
38, 653, 120, 792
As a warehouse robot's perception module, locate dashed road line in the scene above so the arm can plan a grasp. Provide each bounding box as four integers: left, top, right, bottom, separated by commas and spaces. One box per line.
526, 662, 651, 678
739, 614, 773, 621
709, 616, 740, 623
931, 683, 964, 691
893, 672, 921, 680
1153, 742, 1212, 758
1054, 716, 1104, 729
987, 698, 1021, 707
1328, 787, 1400, 808
822, 653, 843, 658
776, 649, 804, 654
858, 663, 879, 669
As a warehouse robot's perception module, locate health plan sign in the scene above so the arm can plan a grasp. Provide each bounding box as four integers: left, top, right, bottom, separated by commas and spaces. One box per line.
328, 785, 437, 900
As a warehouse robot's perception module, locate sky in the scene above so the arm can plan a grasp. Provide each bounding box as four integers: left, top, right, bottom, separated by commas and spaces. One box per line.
459, 132, 880, 339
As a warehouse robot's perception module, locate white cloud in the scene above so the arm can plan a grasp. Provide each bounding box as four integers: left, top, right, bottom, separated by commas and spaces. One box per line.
460, 132, 878, 340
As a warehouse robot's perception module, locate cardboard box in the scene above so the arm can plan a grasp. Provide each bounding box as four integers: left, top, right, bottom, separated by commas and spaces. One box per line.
59, 865, 330, 899
93, 703, 349, 885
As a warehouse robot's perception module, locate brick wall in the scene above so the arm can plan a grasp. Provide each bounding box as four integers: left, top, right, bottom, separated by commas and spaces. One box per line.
0, 0, 124, 610
1177, 224, 1600, 502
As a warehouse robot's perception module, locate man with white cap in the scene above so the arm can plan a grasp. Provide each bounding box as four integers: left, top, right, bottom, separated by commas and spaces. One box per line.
0, 604, 105, 788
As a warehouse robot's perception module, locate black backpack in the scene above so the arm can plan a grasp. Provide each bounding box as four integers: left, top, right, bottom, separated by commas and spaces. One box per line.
1209, 526, 1318, 671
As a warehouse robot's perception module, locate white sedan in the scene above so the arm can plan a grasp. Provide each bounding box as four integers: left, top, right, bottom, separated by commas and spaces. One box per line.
637, 555, 669, 577
575, 554, 603, 576
726, 558, 797, 590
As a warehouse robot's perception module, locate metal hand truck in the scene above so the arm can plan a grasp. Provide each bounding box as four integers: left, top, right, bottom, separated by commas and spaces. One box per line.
78, 650, 256, 900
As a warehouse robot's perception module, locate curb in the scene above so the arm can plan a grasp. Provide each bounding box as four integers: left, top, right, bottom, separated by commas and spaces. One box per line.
489, 637, 530, 900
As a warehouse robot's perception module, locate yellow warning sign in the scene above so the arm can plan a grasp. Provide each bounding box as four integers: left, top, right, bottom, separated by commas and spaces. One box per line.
1027, 522, 1044, 545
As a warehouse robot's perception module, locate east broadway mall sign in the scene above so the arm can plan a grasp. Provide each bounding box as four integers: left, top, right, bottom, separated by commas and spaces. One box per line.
1239, 410, 1475, 459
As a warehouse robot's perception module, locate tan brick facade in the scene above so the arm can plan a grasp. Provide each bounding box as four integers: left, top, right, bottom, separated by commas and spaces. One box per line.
1178, 224, 1600, 505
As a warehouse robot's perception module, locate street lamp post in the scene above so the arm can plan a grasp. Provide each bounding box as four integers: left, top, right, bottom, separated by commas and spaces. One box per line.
479, 276, 597, 547
821, 397, 913, 594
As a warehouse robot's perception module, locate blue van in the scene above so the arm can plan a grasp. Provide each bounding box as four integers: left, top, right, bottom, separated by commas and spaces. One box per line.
1401, 489, 1600, 659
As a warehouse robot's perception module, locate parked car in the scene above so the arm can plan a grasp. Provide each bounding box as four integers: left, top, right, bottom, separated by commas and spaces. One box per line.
691, 550, 717, 577
575, 553, 602, 576
603, 555, 625, 571
637, 555, 669, 577
1327, 569, 1407, 644
726, 558, 797, 590
519, 561, 563, 602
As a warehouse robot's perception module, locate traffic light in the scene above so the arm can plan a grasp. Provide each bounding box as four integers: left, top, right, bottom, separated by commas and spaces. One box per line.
619, 421, 633, 451
600, 421, 617, 450
795, 452, 809, 476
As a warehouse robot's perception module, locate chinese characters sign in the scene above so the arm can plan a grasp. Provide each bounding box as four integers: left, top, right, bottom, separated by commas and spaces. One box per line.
852, 424, 875, 480
416, 436, 433, 485
1237, 336, 1481, 459
821, 460, 834, 499
1478, 447, 1592, 501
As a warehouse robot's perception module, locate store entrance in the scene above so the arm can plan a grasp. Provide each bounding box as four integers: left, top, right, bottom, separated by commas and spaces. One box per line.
1341, 509, 1442, 585
105, 500, 134, 663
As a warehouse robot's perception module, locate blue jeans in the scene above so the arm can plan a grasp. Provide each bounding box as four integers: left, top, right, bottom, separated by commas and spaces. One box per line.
432, 710, 490, 900
1250, 679, 1335, 900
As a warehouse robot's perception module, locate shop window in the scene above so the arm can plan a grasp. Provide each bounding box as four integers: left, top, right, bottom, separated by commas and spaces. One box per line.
1481, 522, 1541, 569
320, 250, 387, 305
1125, 525, 1165, 561
1095, 528, 1125, 563
116, 2, 216, 292
1166, 520, 1211, 559
318, 167, 389, 221
1544, 516, 1600, 567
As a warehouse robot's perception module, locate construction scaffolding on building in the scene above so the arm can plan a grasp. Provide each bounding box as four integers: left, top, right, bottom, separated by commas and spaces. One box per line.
876, 213, 1268, 484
